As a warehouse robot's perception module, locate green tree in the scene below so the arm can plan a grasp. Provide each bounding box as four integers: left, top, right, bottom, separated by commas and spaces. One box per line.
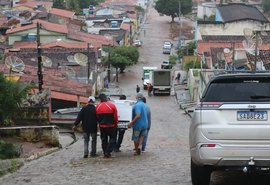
52, 0, 66, 9
79, 0, 98, 9
66, 0, 80, 13
107, 46, 139, 81
155, 0, 192, 22
0, 74, 32, 124
263, 0, 270, 15
177, 40, 196, 58
184, 60, 207, 72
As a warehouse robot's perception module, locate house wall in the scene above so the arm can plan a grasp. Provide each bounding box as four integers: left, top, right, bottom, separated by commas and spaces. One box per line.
197, 3, 216, 20
196, 20, 270, 41
8, 28, 80, 45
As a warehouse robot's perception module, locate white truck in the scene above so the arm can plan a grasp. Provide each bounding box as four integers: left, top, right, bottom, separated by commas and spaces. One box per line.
112, 99, 135, 128
142, 66, 158, 90
51, 99, 135, 129
150, 69, 172, 96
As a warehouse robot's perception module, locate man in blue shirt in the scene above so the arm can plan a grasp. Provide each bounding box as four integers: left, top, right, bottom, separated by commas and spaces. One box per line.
128, 93, 148, 155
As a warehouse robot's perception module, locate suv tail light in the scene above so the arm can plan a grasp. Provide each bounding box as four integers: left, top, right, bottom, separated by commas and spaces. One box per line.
200, 144, 216, 148
196, 102, 223, 110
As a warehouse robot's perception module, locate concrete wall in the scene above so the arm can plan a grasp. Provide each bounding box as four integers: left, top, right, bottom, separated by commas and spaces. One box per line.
197, 3, 216, 20
187, 69, 215, 102
0, 126, 60, 147
196, 20, 270, 40
14, 107, 50, 125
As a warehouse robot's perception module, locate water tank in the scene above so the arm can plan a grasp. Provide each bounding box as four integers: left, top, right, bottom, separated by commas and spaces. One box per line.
111, 21, 118, 28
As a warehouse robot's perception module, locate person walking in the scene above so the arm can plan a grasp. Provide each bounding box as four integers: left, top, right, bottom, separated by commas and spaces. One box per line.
114, 94, 127, 152
147, 83, 152, 97
141, 97, 151, 152
128, 93, 148, 155
72, 96, 98, 158
175, 72, 181, 84
136, 85, 140, 93
96, 93, 118, 158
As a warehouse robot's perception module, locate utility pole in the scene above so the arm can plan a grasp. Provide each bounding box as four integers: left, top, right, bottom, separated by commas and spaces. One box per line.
37, 22, 43, 92
254, 31, 258, 72
87, 43, 90, 83
178, 1, 182, 63
107, 49, 111, 83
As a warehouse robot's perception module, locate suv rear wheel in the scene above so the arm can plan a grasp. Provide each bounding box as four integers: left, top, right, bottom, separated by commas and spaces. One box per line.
191, 159, 212, 185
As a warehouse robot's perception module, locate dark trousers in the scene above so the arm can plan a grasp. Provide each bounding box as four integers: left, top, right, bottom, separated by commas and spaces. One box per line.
100, 127, 117, 155
115, 129, 126, 150
83, 132, 97, 156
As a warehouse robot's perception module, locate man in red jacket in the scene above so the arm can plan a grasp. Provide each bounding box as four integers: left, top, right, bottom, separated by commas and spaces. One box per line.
96, 93, 118, 158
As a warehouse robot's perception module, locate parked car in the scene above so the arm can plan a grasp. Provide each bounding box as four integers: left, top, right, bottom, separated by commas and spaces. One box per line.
189, 72, 270, 185
161, 60, 172, 69
133, 40, 142, 47
162, 41, 172, 54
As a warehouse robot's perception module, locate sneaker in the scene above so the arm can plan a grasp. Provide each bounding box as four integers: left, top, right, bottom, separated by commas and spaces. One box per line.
142, 150, 146, 153
83, 155, 88, 158
103, 153, 111, 158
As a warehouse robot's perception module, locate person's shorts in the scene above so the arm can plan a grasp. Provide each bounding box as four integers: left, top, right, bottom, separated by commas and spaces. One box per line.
132, 129, 147, 141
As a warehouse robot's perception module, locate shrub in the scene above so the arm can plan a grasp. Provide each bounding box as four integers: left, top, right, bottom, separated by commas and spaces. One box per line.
0, 140, 20, 159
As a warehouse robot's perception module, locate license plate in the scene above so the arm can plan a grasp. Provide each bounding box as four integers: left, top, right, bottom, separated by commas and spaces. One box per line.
237, 111, 268, 121
118, 122, 129, 129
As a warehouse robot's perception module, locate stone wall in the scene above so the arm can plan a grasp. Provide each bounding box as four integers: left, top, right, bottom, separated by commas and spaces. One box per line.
0, 126, 60, 147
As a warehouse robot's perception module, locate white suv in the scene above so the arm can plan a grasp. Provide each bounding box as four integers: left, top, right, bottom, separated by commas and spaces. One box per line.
189, 72, 270, 185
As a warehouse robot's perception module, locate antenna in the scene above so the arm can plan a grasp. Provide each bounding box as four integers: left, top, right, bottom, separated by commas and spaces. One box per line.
5, 56, 25, 73
67, 55, 75, 63
41, 56, 53, 68
74, 53, 88, 66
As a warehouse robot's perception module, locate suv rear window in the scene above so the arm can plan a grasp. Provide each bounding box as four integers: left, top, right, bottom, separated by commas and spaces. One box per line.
202, 76, 270, 102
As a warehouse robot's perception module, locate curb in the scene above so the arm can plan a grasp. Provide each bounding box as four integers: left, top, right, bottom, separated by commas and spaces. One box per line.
25, 147, 60, 161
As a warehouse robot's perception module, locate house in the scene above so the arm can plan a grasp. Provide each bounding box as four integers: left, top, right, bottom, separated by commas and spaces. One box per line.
0, 62, 92, 111
48, 8, 75, 25
12, 0, 52, 11
0, 0, 12, 10
196, 3, 270, 70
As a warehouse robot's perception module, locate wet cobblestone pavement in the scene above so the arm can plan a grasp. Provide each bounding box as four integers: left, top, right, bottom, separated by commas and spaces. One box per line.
1, 3, 270, 185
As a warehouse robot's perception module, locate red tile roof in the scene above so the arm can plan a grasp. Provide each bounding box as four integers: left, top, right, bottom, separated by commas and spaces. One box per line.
0, 63, 92, 100
6, 19, 68, 34
16, 0, 53, 9
67, 31, 116, 48
41, 40, 88, 49
12, 40, 89, 49
246, 50, 270, 70
49, 8, 75, 19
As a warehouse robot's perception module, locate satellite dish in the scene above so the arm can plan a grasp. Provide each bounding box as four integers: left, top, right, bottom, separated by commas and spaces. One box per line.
243, 28, 262, 55
0, 35, 6, 43
216, 51, 225, 61
242, 40, 257, 55
61, 66, 76, 79
41, 56, 52, 68
5, 56, 25, 72
67, 55, 75, 63
74, 53, 88, 66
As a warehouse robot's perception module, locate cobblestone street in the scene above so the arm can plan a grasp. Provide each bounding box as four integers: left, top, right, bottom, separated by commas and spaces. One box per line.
2, 2, 269, 185
1, 4, 193, 185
